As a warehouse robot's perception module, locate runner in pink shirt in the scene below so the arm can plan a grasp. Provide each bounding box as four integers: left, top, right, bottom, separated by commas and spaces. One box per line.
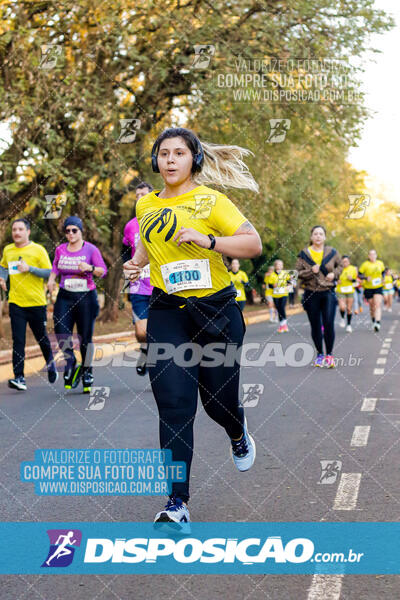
121, 182, 153, 375
48, 216, 107, 393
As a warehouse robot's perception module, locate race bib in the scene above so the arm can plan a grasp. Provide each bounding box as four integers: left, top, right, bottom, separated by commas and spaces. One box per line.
287, 284, 294, 293
161, 259, 212, 295
8, 261, 21, 275
274, 287, 287, 295
372, 278, 381, 286
385, 283, 393, 290
340, 285, 353, 294
64, 278, 89, 292
140, 264, 150, 279
236, 288, 243, 299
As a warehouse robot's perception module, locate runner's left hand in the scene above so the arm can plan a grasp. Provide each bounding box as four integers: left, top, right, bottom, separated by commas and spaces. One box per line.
78, 261, 92, 272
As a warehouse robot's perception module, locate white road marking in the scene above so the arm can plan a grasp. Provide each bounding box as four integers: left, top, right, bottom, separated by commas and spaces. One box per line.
384, 338, 392, 342
350, 425, 371, 447
376, 357, 387, 365
382, 343, 391, 348
374, 368, 385, 375
333, 473, 362, 510
361, 398, 376, 411
307, 574, 344, 599
379, 348, 389, 355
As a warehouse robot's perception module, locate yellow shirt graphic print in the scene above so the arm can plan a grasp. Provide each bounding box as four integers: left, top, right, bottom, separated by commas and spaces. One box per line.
136, 185, 247, 298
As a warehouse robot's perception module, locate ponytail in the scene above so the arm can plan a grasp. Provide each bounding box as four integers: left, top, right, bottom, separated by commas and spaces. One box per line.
194, 141, 259, 193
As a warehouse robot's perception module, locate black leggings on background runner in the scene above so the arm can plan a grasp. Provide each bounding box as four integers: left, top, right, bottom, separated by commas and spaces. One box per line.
9, 303, 53, 378
302, 289, 337, 355
53, 288, 99, 373
147, 293, 246, 503
273, 296, 287, 321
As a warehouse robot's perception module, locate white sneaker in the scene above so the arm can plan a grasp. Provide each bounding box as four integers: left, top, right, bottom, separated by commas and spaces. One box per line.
154, 497, 190, 532
339, 319, 345, 328
230, 418, 256, 472
346, 324, 352, 333
374, 322, 380, 332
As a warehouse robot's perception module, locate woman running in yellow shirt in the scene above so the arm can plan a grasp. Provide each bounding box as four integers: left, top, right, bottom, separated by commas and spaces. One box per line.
358, 249, 385, 332
263, 265, 278, 322
336, 255, 358, 332
383, 268, 394, 312
229, 258, 249, 311
268, 259, 291, 333
123, 127, 262, 528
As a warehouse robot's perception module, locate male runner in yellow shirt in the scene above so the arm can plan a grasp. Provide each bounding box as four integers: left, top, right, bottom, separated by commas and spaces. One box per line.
0, 218, 57, 390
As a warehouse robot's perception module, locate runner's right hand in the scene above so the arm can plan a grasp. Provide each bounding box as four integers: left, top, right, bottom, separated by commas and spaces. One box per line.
0, 277, 6, 291
123, 259, 141, 283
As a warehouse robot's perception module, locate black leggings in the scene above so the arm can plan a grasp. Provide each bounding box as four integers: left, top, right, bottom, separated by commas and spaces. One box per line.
273, 296, 287, 322
9, 303, 53, 378
53, 287, 99, 373
147, 301, 246, 502
303, 289, 337, 355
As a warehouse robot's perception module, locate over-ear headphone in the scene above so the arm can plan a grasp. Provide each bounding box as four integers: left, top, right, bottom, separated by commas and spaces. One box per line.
151, 134, 204, 174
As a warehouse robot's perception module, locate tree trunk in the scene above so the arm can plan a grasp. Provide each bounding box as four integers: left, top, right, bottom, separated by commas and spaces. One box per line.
99, 252, 122, 322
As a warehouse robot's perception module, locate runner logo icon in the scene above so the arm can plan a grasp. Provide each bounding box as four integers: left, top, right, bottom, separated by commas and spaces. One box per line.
42, 529, 82, 567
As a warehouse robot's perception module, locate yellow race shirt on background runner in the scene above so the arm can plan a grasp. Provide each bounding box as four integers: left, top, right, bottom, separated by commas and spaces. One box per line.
136, 185, 247, 298
359, 260, 385, 289
383, 274, 394, 291
336, 265, 358, 294
308, 247, 323, 265
269, 270, 291, 298
229, 269, 249, 301
0, 242, 51, 306
264, 273, 273, 297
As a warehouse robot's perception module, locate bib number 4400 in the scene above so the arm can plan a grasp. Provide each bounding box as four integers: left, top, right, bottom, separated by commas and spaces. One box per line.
169, 270, 201, 285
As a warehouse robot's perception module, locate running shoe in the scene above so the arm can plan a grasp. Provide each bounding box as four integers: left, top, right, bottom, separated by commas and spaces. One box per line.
277, 325, 284, 333
339, 319, 345, 328
230, 418, 256, 472
346, 325, 352, 333
8, 376, 27, 391
154, 496, 190, 531
374, 323, 380, 332
324, 355, 335, 368
64, 361, 81, 390
282, 323, 289, 332
136, 348, 147, 376
82, 371, 94, 394
313, 354, 325, 368
47, 361, 58, 384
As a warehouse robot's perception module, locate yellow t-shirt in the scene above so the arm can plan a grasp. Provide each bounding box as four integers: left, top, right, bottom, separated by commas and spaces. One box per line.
383, 274, 393, 290
308, 247, 323, 265
229, 269, 249, 301
264, 273, 273, 297
0, 242, 51, 306
359, 260, 385, 289
136, 185, 247, 298
336, 265, 357, 294
269, 270, 290, 298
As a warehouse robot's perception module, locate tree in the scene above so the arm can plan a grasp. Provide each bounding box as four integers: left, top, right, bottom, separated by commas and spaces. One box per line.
0, 0, 394, 320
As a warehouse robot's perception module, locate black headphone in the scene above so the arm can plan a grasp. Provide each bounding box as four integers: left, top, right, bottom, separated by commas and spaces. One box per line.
151, 134, 204, 173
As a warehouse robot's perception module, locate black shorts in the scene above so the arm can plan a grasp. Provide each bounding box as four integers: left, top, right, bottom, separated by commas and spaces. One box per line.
364, 287, 383, 299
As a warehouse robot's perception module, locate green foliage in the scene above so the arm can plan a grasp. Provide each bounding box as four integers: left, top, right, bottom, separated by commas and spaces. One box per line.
0, 0, 395, 316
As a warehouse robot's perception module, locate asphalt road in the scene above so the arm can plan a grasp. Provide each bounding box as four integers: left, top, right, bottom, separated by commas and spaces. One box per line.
1, 301, 400, 599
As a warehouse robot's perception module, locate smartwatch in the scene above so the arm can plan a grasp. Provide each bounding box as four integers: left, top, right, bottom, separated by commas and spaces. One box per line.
208, 234, 216, 250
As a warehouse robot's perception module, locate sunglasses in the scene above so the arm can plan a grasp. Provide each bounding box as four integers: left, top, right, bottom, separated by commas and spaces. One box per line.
65, 228, 79, 234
